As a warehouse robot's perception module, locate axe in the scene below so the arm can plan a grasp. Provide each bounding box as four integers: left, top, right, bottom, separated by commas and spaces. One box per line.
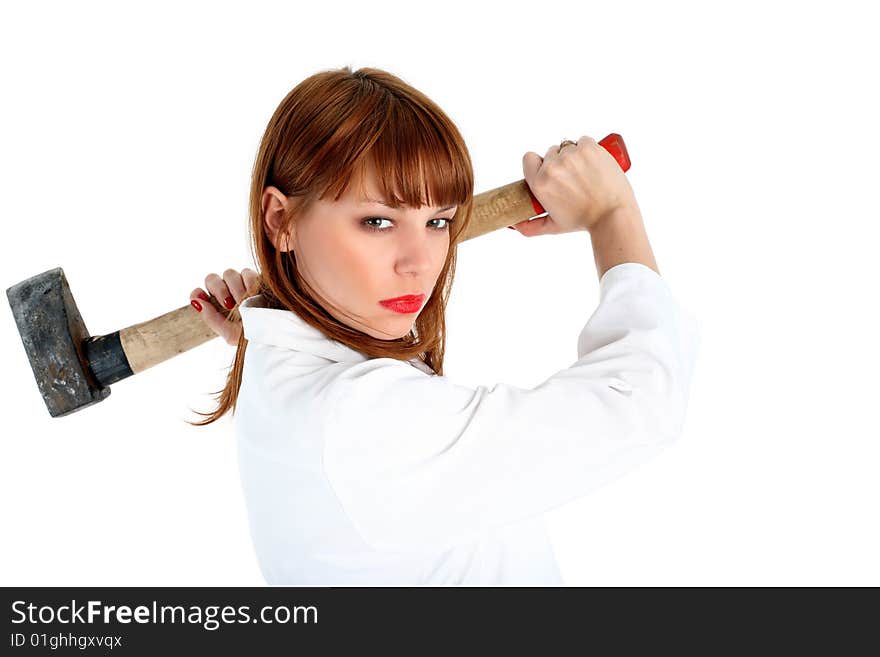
7, 134, 630, 417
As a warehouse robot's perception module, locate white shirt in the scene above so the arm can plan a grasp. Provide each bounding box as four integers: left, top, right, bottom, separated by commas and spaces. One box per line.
235, 262, 701, 585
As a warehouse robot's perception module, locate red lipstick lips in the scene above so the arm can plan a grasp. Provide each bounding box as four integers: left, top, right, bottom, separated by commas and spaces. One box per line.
379, 294, 425, 314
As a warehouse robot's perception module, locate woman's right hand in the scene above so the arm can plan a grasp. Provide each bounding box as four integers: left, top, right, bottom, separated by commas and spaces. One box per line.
189, 267, 261, 346
512, 135, 637, 236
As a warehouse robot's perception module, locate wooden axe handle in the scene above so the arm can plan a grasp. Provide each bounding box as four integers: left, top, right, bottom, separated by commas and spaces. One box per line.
118, 296, 232, 374
117, 133, 630, 375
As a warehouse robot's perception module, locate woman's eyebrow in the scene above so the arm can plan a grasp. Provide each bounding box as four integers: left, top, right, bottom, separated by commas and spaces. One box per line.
361, 198, 457, 212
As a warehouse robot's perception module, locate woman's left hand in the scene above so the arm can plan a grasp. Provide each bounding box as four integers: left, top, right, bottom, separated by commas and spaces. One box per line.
189, 267, 261, 346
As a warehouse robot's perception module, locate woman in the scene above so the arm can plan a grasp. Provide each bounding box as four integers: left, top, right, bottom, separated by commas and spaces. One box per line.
187, 66, 700, 585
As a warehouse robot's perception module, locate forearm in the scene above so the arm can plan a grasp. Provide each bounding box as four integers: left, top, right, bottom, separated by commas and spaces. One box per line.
589, 203, 660, 281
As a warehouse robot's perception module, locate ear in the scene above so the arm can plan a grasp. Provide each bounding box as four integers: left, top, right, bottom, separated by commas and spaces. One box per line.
262, 186, 293, 251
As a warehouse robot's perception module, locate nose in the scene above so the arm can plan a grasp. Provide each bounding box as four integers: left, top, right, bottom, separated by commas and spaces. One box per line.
394, 228, 436, 276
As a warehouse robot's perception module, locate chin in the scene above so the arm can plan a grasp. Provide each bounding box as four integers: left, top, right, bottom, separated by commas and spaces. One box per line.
370, 320, 416, 341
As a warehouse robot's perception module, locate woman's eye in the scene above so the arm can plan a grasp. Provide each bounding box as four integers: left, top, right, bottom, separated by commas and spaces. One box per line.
361, 217, 456, 232
362, 217, 393, 231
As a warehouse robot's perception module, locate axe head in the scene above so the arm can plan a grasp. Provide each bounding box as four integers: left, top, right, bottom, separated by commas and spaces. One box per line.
6, 267, 109, 418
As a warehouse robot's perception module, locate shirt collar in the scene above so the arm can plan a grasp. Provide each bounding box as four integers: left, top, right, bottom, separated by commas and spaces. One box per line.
239, 294, 435, 374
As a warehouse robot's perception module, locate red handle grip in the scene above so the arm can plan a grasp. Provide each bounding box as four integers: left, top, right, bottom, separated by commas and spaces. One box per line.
526, 132, 631, 217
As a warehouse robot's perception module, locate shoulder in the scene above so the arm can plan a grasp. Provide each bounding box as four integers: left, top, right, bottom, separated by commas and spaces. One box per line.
326, 357, 480, 422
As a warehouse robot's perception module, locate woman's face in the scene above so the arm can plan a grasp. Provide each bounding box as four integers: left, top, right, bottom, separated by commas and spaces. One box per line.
263, 160, 458, 340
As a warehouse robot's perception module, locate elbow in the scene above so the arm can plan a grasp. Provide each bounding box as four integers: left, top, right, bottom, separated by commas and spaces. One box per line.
607, 308, 700, 446
618, 361, 692, 447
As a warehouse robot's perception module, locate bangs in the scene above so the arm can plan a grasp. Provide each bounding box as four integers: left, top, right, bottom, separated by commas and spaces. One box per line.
316, 95, 472, 213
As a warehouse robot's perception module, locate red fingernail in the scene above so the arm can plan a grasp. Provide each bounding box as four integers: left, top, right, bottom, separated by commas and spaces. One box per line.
191, 300, 203, 312
197, 291, 210, 302
508, 226, 516, 230
224, 296, 235, 310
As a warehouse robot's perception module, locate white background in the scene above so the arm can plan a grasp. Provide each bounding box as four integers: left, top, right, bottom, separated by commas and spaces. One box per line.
1, 0, 877, 586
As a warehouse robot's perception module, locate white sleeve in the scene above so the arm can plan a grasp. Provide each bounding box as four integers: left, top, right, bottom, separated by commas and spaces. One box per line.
322, 262, 701, 552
